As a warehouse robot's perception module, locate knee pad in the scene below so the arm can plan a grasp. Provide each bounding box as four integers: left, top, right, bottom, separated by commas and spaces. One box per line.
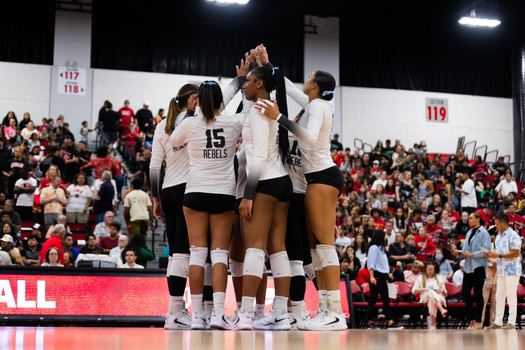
210, 249, 229, 267
310, 249, 322, 271
269, 251, 291, 278
290, 260, 304, 277
168, 253, 189, 278
229, 259, 244, 278
243, 248, 265, 278
204, 263, 212, 286
316, 244, 339, 268
303, 263, 316, 281
189, 247, 208, 268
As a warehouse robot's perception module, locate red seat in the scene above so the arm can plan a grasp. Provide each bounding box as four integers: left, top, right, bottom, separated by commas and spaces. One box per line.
350, 281, 362, 295
416, 254, 428, 262
362, 283, 370, 297
459, 235, 466, 240
517, 284, 525, 298
72, 233, 86, 241
88, 214, 97, 222
392, 282, 413, 299
69, 223, 86, 232
19, 232, 31, 240
435, 184, 446, 192
517, 182, 524, 187
445, 282, 462, 298
468, 159, 475, 165
387, 208, 394, 213
21, 221, 36, 228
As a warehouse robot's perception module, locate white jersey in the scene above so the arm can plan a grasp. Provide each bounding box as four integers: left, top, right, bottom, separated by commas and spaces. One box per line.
170, 112, 249, 196
288, 134, 307, 195
150, 114, 189, 197
236, 145, 247, 200
285, 78, 335, 174
242, 104, 288, 184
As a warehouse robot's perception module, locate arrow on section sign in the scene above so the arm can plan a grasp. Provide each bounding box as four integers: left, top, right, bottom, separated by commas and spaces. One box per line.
60, 73, 63, 78
81, 88, 84, 92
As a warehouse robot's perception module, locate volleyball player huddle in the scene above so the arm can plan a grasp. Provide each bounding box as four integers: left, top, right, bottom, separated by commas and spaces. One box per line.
151, 45, 346, 331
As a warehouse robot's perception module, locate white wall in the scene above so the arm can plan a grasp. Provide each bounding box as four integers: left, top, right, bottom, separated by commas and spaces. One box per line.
340, 86, 513, 159
0, 62, 51, 124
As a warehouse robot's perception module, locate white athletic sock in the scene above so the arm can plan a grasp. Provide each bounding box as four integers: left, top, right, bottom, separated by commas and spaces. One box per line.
255, 303, 265, 316
191, 294, 204, 314
318, 290, 327, 311
213, 292, 226, 316
326, 290, 342, 313
273, 296, 288, 313
236, 302, 242, 311
291, 300, 305, 317
169, 296, 184, 315
242, 296, 255, 311
204, 301, 213, 318
287, 306, 292, 313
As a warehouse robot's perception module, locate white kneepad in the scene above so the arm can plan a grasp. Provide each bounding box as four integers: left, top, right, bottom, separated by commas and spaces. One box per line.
189, 246, 208, 268
316, 244, 339, 268
168, 253, 190, 278
243, 248, 265, 278
290, 260, 305, 277
210, 249, 229, 267
229, 258, 244, 278
269, 251, 291, 278
310, 249, 322, 271
303, 263, 316, 281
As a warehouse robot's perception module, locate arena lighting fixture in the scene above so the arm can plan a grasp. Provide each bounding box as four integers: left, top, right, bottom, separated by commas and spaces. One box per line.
206, 0, 250, 4
459, 9, 500, 27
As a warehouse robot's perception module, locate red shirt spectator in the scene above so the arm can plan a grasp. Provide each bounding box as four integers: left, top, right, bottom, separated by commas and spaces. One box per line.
475, 208, 494, 229
85, 157, 118, 179
122, 127, 141, 146
118, 107, 135, 128
98, 236, 119, 250
373, 218, 385, 230
415, 235, 436, 255
356, 268, 370, 286
334, 153, 345, 167
351, 168, 365, 176
508, 212, 524, 226
425, 223, 445, 235
39, 234, 64, 265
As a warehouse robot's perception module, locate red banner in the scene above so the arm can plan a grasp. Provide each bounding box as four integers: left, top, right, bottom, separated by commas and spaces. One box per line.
0, 275, 349, 317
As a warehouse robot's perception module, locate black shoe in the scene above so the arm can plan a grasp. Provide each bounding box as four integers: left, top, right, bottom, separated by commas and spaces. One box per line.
368, 322, 380, 329
387, 322, 404, 330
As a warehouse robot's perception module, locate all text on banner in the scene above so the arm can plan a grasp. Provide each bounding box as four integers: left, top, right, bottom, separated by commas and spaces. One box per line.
57, 67, 86, 96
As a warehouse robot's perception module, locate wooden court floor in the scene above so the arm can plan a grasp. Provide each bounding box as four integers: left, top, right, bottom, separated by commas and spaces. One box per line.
0, 327, 523, 350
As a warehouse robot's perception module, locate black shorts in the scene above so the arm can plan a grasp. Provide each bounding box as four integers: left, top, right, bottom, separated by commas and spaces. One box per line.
235, 198, 243, 216
256, 175, 293, 202
183, 192, 236, 214
305, 166, 344, 195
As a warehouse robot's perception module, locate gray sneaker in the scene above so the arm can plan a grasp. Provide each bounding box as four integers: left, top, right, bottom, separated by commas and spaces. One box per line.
484, 323, 502, 330
502, 323, 515, 330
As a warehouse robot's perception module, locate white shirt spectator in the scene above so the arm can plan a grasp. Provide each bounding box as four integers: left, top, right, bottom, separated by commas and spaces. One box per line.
93, 222, 121, 238
495, 179, 518, 197
335, 236, 352, 251
14, 177, 37, 207
371, 178, 387, 191
66, 184, 93, 213
119, 263, 144, 269
386, 231, 395, 246
461, 178, 477, 208
453, 269, 464, 286
109, 246, 124, 257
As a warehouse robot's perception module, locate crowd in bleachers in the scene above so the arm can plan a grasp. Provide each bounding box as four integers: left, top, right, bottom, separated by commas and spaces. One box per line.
0, 109, 158, 269
331, 136, 525, 327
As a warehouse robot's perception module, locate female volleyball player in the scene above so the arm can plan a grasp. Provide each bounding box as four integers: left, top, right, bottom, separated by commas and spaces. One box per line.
255, 49, 346, 331
169, 62, 252, 330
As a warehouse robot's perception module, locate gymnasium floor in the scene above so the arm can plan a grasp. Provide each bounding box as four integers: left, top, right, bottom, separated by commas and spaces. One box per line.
0, 327, 522, 350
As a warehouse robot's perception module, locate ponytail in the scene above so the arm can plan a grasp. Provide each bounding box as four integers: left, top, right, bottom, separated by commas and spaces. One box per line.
251, 67, 290, 165
198, 81, 222, 124
314, 70, 336, 101
165, 84, 198, 135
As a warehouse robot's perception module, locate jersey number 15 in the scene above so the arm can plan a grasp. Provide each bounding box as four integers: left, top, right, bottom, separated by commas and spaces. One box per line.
205, 128, 225, 149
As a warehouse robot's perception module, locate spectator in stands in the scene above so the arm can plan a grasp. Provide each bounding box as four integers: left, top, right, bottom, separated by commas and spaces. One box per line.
110, 235, 128, 257
454, 211, 491, 330
425, 215, 445, 237
118, 100, 135, 144
407, 192, 420, 211
39, 224, 65, 266
2, 221, 16, 241
384, 221, 395, 246
473, 155, 489, 174
412, 261, 448, 329
431, 248, 453, 279
484, 214, 521, 330
1, 200, 22, 232
41, 247, 63, 267
83, 146, 118, 179
30, 223, 44, 243
444, 202, 460, 223
395, 171, 414, 203
366, 230, 403, 329
0, 234, 22, 265
66, 173, 92, 224
370, 208, 385, 230
366, 192, 381, 210
388, 231, 415, 267
127, 149, 152, 191
121, 122, 142, 163
21, 120, 37, 140
458, 171, 477, 215
134, 101, 153, 132
3, 146, 31, 199
378, 202, 392, 222
339, 256, 355, 279
490, 157, 509, 177
352, 233, 368, 266
407, 209, 424, 235
425, 164, 440, 184
100, 101, 120, 148
14, 168, 37, 221
98, 222, 121, 253
417, 172, 434, 206
4, 118, 17, 139
495, 171, 517, 198
126, 234, 154, 268
63, 251, 75, 267
62, 138, 81, 183
403, 260, 423, 284
452, 259, 465, 286
39, 165, 63, 190
415, 227, 436, 255
371, 171, 387, 193
119, 248, 144, 269
40, 176, 67, 228
63, 233, 79, 260
2, 111, 16, 127
507, 203, 524, 232
79, 233, 105, 255
93, 211, 121, 241
40, 146, 65, 176
62, 123, 75, 142
124, 178, 153, 239
428, 194, 443, 217
343, 246, 361, 274
330, 133, 343, 152
22, 234, 41, 265
476, 204, 495, 229
93, 171, 115, 223
456, 211, 471, 235
386, 257, 405, 282
393, 208, 407, 235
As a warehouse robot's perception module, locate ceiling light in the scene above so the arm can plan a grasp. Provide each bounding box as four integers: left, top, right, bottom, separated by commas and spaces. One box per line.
459, 9, 500, 27
206, 0, 249, 4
